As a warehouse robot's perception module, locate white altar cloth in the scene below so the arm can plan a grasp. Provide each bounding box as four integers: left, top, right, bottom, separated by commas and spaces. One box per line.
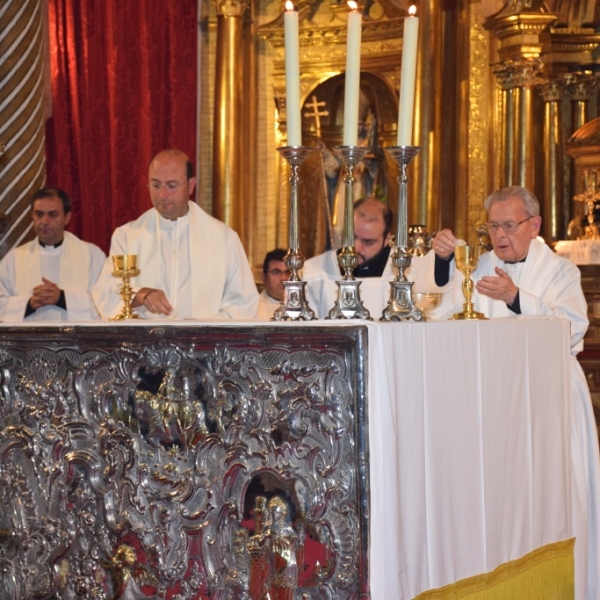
0, 317, 579, 598
367, 317, 573, 599
555, 239, 600, 265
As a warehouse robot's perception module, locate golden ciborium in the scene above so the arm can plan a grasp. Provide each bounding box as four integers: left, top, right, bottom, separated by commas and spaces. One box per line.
452, 245, 486, 320
110, 254, 140, 320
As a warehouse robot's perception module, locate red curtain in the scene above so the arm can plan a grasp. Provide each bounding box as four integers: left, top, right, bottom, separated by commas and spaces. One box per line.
45, 0, 198, 253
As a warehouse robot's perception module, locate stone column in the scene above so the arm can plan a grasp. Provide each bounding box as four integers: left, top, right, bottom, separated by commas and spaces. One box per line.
212, 0, 250, 245
539, 79, 566, 242
0, 0, 48, 258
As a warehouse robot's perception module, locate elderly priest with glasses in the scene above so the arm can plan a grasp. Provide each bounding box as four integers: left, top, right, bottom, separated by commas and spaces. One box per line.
92, 149, 258, 320
432, 185, 600, 600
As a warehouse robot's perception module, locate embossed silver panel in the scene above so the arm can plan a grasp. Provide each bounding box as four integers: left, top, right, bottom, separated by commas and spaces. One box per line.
0, 325, 369, 599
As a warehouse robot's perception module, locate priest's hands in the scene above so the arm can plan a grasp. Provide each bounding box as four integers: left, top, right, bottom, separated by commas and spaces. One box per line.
30, 278, 61, 309
475, 267, 518, 305
432, 229, 457, 260
133, 287, 173, 316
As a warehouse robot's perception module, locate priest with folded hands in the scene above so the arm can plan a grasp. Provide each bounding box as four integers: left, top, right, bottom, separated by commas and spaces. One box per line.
0, 187, 105, 322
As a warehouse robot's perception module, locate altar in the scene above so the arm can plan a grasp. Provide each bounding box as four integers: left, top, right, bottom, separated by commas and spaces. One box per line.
0, 318, 577, 599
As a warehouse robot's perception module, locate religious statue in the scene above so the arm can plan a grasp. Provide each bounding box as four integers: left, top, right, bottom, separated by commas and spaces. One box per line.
247, 495, 305, 600
133, 368, 208, 448
103, 544, 160, 600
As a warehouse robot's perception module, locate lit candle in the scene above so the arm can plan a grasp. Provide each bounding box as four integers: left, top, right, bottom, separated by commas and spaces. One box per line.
397, 5, 419, 146
284, 1, 302, 147
343, 1, 362, 146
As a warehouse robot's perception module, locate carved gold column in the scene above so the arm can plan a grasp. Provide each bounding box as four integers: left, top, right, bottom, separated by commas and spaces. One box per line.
539, 79, 565, 242
513, 59, 543, 189
212, 0, 249, 245
485, 9, 555, 192
563, 72, 598, 230
565, 72, 597, 138
492, 65, 516, 188
411, 0, 442, 229
454, 0, 492, 241
0, 0, 47, 257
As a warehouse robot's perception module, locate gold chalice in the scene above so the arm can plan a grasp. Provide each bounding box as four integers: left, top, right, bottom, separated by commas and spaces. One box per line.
110, 254, 140, 320
452, 245, 486, 320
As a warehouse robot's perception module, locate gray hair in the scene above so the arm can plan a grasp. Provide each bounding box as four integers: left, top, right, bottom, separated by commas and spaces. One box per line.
483, 186, 540, 217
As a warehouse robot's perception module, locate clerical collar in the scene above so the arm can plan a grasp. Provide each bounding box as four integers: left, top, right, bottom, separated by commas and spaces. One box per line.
39, 238, 64, 249
504, 256, 527, 264
337, 244, 391, 278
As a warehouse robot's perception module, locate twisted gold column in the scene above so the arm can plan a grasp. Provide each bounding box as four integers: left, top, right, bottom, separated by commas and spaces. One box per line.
212, 0, 249, 245
0, 0, 47, 257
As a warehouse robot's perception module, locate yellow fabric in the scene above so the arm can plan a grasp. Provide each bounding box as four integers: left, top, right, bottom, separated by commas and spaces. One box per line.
413, 538, 574, 600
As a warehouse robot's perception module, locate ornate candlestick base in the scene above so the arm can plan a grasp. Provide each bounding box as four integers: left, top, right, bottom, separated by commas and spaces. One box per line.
328, 146, 372, 321
273, 279, 315, 321
328, 278, 371, 320
380, 146, 423, 322
110, 254, 140, 320
271, 146, 316, 321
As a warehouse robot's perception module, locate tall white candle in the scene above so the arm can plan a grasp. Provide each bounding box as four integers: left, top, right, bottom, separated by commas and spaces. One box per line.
343, 1, 362, 146
284, 1, 302, 146
397, 6, 419, 146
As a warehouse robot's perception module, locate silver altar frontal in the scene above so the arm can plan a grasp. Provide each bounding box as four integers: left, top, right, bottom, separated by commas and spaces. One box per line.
0, 324, 369, 600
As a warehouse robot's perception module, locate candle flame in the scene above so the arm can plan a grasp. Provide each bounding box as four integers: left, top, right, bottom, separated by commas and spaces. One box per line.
408, 4, 417, 16
348, 1, 358, 10
285, 1, 294, 11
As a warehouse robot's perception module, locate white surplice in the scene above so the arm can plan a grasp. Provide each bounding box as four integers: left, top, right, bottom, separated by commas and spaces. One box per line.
0, 231, 106, 322
256, 288, 281, 321
92, 202, 258, 320
302, 248, 443, 319
436, 237, 600, 600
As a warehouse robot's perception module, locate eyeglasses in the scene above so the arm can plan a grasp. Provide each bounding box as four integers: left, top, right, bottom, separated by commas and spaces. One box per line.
148, 180, 188, 193
266, 269, 290, 277
486, 215, 535, 235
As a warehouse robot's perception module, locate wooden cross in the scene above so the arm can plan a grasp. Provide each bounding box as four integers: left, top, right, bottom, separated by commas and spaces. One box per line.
303, 95, 329, 138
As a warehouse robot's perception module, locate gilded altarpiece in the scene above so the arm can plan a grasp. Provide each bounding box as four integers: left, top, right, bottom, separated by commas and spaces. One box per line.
0, 325, 369, 599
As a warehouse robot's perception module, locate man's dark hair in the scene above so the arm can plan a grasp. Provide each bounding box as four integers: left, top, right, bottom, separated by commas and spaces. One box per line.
354, 197, 394, 237
31, 188, 71, 214
186, 159, 194, 180
263, 248, 287, 274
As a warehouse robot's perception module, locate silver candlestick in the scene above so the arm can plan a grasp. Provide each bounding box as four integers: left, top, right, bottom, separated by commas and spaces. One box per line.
327, 145, 372, 320
272, 146, 316, 321
380, 145, 424, 322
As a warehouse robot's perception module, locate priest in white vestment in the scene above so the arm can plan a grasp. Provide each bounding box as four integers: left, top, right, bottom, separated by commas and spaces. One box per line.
0, 188, 106, 322
92, 149, 258, 321
432, 185, 600, 600
302, 197, 443, 318
256, 248, 289, 320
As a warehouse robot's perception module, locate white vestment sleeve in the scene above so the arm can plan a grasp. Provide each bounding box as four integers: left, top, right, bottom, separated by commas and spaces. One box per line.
0, 251, 29, 322
216, 228, 259, 320
64, 244, 106, 321
517, 259, 589, 354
